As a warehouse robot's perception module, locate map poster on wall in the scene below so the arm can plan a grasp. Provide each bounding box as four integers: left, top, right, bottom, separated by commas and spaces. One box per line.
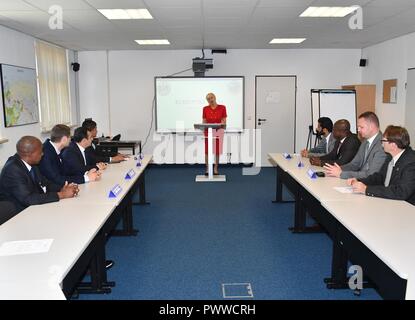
0, 64, 39, 127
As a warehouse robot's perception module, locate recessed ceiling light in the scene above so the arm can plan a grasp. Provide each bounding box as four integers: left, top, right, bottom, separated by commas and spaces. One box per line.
135, 39, 170, 45
269, 38, 306, 44
98, 9, 153, 20
300, 6, 358, 17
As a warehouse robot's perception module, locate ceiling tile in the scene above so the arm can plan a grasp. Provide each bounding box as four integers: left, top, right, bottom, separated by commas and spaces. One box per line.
0, 10, 51, 28
23, 0, 94, 11
252, 6, 308, 20
366, 0, 415, 7
257, 0, 314, 7
202, 0, 257, 8
147, 0, 201, 7
150, 6, 202, 20
84, 0, 147, 9
0, 0, 37, 11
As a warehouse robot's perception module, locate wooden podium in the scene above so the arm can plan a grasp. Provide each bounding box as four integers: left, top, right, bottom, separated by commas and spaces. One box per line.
194, 123, 226, 182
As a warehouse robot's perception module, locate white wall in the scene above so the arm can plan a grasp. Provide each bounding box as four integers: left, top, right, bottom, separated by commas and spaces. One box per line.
0, 25, 78, 165
78, 51, 110, 135
0, 26, 42, 164
78, 49, 362, 163
67, 50, 79, 128
362, 31, 415, 132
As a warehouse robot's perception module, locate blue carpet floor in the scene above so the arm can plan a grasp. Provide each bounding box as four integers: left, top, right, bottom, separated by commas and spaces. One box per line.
79, 166, 381, 300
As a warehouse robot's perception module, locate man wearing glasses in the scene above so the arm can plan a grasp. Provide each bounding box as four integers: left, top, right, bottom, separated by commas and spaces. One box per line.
348, 125, 415, 205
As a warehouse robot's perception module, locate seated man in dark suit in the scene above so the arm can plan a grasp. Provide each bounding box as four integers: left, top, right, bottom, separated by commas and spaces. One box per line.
61, 127, 106, 177
61, 126, 114, 270
348, 126, 415, 205
310, 119, 361, 167
39, 124, 101, 187
0, 136, 78, 213
82, 119, 127, 164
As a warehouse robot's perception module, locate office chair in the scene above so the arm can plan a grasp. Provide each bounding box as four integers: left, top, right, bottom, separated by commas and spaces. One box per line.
111, 134, 121, 141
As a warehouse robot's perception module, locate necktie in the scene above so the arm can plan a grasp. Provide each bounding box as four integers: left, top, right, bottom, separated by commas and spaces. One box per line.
81, 150, 87, 165
337, 141, 343, 155
325, 137, 329, 154
363, 141, 370, 164
384, 160, 394, 187
29, 168, 38, 184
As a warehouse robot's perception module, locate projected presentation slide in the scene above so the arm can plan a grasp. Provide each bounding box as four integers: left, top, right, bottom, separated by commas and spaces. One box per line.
155, 77, 244, 132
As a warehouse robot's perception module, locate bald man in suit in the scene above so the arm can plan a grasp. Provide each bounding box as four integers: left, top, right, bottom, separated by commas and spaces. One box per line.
310, 119, 361, 167
0, 136, 79, 213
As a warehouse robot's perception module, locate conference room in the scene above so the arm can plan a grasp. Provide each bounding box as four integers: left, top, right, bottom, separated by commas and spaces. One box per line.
1, 0, 415, 306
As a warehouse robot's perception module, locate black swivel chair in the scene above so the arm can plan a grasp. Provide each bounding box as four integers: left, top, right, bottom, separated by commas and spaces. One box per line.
111, 134, 121, 141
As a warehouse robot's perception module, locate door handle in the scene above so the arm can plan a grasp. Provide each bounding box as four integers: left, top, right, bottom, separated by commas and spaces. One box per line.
258, 118, 267, 126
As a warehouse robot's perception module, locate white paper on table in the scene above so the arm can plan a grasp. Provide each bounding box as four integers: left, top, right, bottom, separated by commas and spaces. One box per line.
0, 239, 54, 256
334, 186, 354, 194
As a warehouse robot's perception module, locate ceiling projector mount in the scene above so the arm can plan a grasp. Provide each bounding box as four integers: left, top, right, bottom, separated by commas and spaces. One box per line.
192, 48, 227, 77
192, 57, 213, 77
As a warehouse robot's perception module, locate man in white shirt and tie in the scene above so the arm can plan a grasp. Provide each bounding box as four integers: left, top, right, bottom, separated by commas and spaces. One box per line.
82, 119, 127, 164
61, 127, 107, 178
60, 127, 115, 270
40, 124, 101, 187
309, 119, 361, 167
0, 136, 79, 213
348, 125, 415, 205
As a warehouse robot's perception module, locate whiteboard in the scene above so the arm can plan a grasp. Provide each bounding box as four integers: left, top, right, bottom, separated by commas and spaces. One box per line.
405, 68, 415, 145
155, 77, 244, 133
311, 89, 357, 133
311, 90, 320, 133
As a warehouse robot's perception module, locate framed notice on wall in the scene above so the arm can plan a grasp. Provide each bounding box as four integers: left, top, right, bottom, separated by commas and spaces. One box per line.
0, 64, 39, 127
383, 79, 398, 104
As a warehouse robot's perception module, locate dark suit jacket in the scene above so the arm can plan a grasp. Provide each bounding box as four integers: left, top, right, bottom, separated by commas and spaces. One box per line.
61, 141, 97, 177
0, 154, 60, 213
85, 142, 110, 165
39, 139, 85, 187
318, 134, 361, 166
359, 147, 415, 205
0, 200, 18, 225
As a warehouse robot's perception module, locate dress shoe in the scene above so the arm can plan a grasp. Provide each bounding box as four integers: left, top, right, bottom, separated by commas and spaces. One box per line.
106, 260, 114, 270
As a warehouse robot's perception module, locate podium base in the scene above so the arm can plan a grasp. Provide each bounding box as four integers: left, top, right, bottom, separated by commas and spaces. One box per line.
195, 175, 226, 183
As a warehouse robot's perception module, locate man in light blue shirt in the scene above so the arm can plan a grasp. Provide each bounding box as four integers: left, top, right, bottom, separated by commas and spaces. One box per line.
301, 117, 335, 157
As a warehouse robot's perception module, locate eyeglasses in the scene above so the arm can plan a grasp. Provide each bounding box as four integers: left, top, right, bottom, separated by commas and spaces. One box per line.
381, 139, 390, 143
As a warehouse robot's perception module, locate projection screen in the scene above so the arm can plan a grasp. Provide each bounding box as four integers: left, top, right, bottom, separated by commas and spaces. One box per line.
155, 77, 244, 133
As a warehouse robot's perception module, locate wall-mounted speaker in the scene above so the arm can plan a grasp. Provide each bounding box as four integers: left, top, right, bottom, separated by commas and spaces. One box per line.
359, 59, 367, 67
211, 49, 227, 54
71, 62, 80, 72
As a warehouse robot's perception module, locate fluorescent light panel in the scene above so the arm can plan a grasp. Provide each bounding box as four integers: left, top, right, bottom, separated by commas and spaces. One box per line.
135, 39, 170, 45
300, 6, 358, 17
269, 38, 306, 44
98, 9, 153, 20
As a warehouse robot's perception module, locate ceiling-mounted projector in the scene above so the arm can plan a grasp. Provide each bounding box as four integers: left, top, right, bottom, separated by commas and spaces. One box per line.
192, 57, 213, 77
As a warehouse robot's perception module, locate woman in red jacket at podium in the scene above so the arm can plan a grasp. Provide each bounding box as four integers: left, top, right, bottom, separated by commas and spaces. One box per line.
202, 93, 227, 175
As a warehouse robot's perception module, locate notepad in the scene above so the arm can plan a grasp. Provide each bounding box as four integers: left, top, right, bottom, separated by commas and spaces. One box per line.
334, 187, 354, 194
0, 239, 53, 256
